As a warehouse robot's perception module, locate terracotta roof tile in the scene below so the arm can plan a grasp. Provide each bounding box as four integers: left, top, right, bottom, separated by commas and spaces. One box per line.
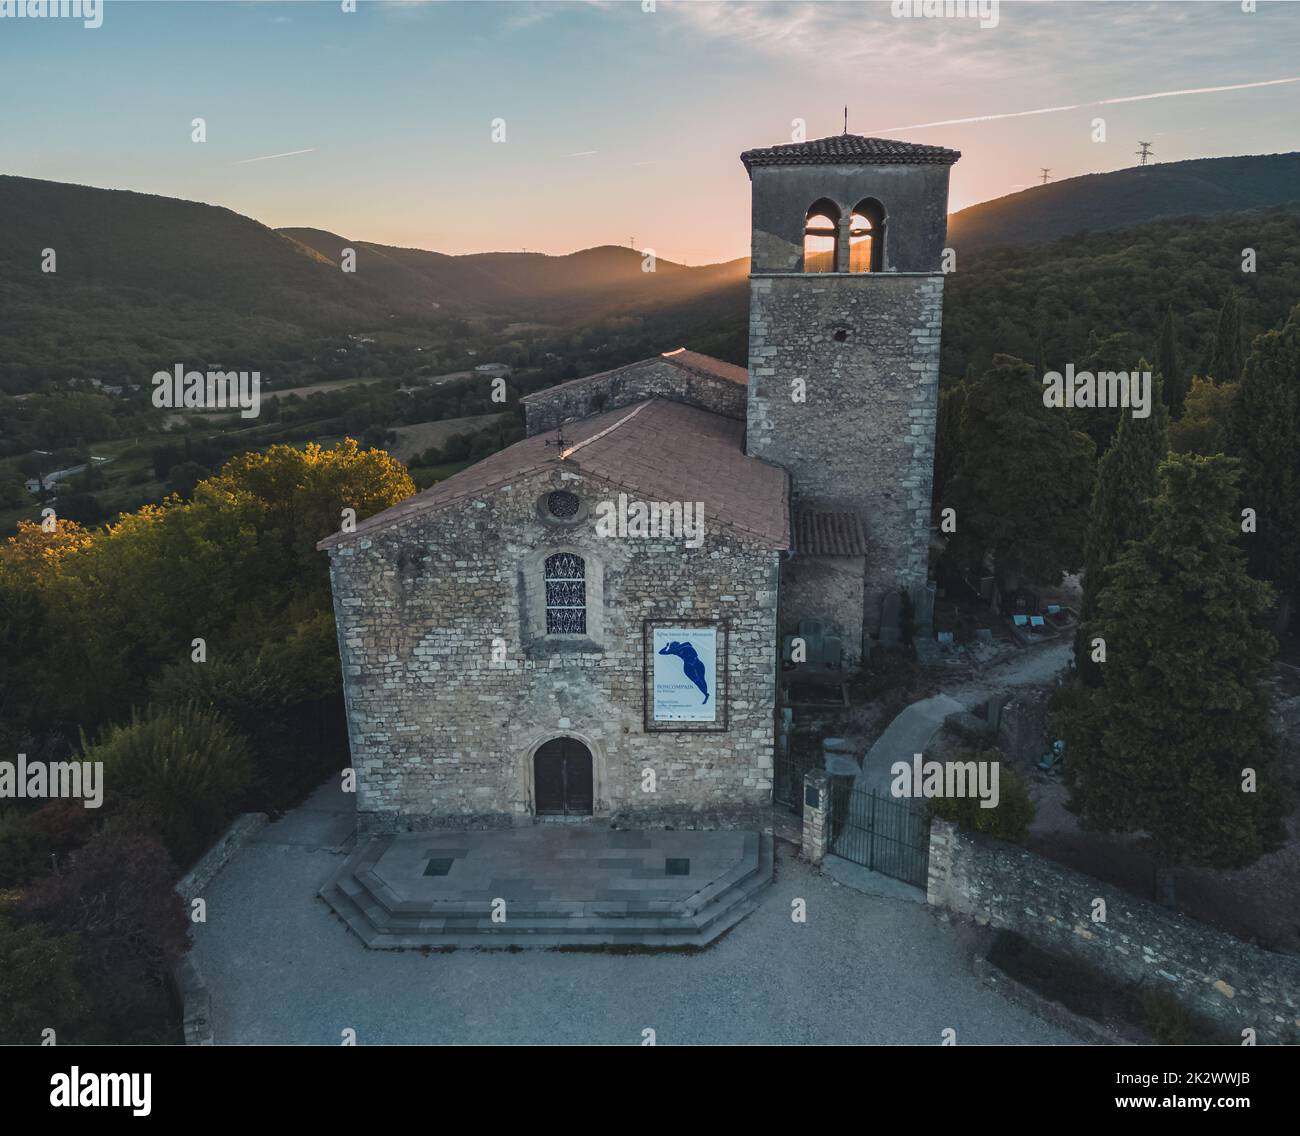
741, 134, 960, 172
319, 399, 790, 551
793, 510, 868, 557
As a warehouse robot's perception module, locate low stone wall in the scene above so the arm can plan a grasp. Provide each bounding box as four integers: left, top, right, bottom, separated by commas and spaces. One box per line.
177, 812, 268, 903
927, 819, 1300, 1044
173, 812, 268, 1045
171, 955, 212, 1046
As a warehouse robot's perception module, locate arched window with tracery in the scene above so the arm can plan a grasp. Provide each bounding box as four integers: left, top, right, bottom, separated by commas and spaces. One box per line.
544, 552, 586, 634
803, 199, 840, 273
848, 198, 885, 273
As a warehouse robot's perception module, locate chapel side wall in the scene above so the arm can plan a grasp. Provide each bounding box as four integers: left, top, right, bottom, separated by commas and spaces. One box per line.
523, 361, 746, 435
327, 469, 780, 832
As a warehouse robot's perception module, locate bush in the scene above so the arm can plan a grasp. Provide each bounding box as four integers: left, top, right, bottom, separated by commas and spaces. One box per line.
151, 652, 344, 806
81, 703, 252, 869
928, 749, 1036, 843
0, 912, 88, 1045
0, 800, 98, 886
0, 807, 48, 887
18, 816, 186, 1043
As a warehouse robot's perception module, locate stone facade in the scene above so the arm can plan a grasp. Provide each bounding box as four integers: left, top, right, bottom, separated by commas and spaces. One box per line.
748, 273, 944, 636
524, 358, 745, 436
779, 552, 866, 663
927, 820, 1300, 1045
325, 465, 781, 832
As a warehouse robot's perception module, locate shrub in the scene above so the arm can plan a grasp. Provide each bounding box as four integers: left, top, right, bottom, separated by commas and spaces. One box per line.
0, 801, 97, 886
81, 703, 251, 868
0, 912, 88, 1045
18, 816, 186, 1043
151, 652, 343, 806
0, 808, 48, 887
928, 749, 1036, 843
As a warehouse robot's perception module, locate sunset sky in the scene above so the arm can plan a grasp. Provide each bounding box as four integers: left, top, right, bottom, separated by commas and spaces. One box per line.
2, 0, 1298, 264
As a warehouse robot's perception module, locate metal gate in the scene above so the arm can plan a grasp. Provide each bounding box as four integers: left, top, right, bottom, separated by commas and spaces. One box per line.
828, 783, 930, 888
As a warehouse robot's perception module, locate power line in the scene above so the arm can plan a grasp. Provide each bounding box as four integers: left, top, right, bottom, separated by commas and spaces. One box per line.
1136, 140, 1154, 165
1040, 167, 1052, 185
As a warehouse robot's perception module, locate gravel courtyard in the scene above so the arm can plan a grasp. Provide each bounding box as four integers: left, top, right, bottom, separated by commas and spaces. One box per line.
188, 783, 1076, 1045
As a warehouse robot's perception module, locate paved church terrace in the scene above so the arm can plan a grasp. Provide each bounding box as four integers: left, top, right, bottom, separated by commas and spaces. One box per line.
188, 781, 1078, 1045
321, 826, 774, 948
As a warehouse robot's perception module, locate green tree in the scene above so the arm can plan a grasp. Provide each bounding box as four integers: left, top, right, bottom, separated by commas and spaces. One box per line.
1228, 302, 1300, 630
1057, 455, 1289, 904
944, 355, 1095, 593
1168, 376, 1237, 455
1207, 292, 1244, 385
1156, 307, 1186, 418
1076, 365, 1169, 675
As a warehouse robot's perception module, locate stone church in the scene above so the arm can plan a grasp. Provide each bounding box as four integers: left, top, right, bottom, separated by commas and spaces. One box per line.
319, 134, 959, 833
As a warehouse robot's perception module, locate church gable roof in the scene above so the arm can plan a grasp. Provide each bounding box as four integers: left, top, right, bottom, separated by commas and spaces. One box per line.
741, 134, 960, 172
319, 398, 790, 551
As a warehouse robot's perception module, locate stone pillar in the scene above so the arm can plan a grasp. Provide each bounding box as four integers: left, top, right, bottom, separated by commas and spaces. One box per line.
801, 769, 831, 864
836, 214, 851, 273
926, 817, 958, 907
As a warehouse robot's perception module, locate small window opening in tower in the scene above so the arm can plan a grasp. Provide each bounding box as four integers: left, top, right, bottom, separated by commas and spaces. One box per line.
849, 199, 885, 273
803, 199, 840, 273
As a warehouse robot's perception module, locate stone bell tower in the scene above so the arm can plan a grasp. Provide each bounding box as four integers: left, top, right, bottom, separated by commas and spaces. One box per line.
740, 134, 960, 648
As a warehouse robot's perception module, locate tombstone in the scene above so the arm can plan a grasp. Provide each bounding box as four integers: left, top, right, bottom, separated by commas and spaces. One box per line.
985, 695, 1004, 732
821, 636, 843, 671
879, 592, 903, 647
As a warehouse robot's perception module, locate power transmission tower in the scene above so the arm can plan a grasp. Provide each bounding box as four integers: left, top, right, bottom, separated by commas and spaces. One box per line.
1040, 168, 1052, 185
1136, 141, 1154, 165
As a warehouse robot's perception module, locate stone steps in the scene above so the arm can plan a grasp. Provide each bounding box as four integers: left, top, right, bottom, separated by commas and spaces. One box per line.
320, 832, 773, 950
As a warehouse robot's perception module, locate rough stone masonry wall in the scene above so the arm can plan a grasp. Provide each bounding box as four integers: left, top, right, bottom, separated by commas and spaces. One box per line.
927, 819, 1300, 1044
524, 360, 746, 436
326, 466, 780, 832
779, 554, 866, 663
748, 273, 943, 637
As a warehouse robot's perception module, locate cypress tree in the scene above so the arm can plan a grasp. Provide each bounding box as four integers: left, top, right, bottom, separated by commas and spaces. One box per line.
1156, 306, 1185, 418
1059, 454, 1289, 904
1076, 364, 1169, 675
945, 355, 1094, 593
1208, 292, 1244, 385
1228, 301, 1300, 628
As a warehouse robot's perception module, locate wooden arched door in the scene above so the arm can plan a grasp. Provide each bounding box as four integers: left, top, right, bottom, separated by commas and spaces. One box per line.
534, 737, 594, 816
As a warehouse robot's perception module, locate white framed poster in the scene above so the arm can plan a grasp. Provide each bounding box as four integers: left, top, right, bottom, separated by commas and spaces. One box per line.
648, 623, 723, 726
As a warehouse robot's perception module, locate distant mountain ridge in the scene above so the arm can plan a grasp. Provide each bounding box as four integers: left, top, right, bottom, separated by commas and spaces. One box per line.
2, 152, 1297, 392
948, 152, 1300, 253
